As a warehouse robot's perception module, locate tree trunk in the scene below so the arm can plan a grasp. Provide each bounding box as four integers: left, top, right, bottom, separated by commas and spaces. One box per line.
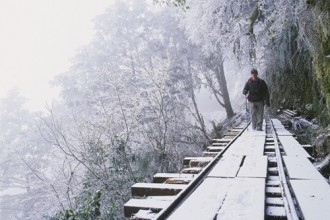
187, 59, 210, 142
214, 55, 235, 118
316, 154, 330, 171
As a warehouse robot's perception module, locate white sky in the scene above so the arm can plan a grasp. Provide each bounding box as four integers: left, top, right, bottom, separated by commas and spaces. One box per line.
0, 0, 113, 111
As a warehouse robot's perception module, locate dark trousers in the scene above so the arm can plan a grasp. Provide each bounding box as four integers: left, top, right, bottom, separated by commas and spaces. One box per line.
248, 101, 264, 129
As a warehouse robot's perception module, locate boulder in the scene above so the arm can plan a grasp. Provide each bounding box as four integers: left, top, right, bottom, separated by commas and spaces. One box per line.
314, 132, 330, 155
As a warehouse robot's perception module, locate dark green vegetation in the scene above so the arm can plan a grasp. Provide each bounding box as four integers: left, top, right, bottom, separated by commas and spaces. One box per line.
266, 1, 330, 126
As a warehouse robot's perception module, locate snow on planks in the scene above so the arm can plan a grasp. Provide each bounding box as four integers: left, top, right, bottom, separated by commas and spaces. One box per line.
271, 119, 285, 129
208, 155, 268, 178
208, 155, 243, 178
132, 210, 157, 219
278, 135, 311, 158
237, 156, 268, 178
166, 122, 267, 219
274, 118, 330, 219
153, 173, 196, 183
290, 180, 330, 220
209, 124, 268, 178
271, 119, 292, 135
216, 178, 265, 220
167, 178, 266, 220
275, 128, 293, 136
225, 135, 265, 156
124, 198, 171, 218
224, 121, 266, 157
167, 178, 232, 220
131, 183, 186, 197
283, 156, 324, 180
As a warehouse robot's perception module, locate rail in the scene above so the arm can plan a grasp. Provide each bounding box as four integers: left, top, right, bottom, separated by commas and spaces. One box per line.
154, 122, 250, 219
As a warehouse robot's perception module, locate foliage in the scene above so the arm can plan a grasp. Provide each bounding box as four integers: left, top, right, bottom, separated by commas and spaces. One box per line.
46, 190, 102, 220
31, 1, 208, 219
153, 0, 188, 10
3, 0, 330, 219
311, 3, 330, 125
263, 0, 330, 126
0, 89, 59, 219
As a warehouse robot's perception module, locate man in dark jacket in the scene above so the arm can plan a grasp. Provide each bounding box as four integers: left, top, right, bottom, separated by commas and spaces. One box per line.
243, 69, 270, 130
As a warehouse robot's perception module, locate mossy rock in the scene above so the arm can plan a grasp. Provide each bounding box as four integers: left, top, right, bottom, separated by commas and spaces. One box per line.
315, 131, 330, 155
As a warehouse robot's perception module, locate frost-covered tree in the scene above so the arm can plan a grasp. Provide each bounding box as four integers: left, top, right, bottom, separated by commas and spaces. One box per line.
0, 90, 60, 219
41, 0, 208, 218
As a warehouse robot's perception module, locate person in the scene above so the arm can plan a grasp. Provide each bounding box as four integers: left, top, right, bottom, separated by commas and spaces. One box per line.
243, 69, 270, 131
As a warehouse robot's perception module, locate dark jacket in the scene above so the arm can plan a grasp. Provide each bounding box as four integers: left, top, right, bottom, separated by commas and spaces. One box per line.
243, 77, 270, 106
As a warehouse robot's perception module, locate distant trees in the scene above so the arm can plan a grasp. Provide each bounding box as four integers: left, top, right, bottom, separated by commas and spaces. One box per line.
43, 0, 327, 219
40, 108, 138, 219
154, 0, 188, 9
179, 0, 250, 118
0, 90, 60, 219
38, 0, 241, 218
0, 0, 326, 219
40, 0, 207, 218
168, 0, 330, 121
1, 0, 299, 219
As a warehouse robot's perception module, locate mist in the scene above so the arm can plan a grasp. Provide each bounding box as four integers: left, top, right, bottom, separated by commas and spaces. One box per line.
0, 0, 310, 219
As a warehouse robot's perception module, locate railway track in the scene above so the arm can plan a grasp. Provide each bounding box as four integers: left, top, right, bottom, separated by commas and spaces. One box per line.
264, 119, 300, 220
124, 119, 330, 220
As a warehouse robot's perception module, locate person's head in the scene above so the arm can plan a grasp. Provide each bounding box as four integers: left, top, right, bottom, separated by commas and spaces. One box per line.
251, 69, 258, 80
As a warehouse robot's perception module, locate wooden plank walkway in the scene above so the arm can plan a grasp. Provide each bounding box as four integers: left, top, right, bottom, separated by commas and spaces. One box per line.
283, 156, 324, 180
153, 173, 196, 183
225, 135, 265, 156
237, 156, 268, 178
271, 119, 292, 135
224, 120, 266, 157
208, 155, 243, 178
207, 146, 225, 152
290, 180, 330, 220
167, 178, 233, 220
131, 183, 186, 197
278, 135, 311, 158
212, 138, 233, 143
216, 178, 265, 220
271, 119, 285, 129
168, 123, 268, 220
272, 116, 330, 219
183, 157, 213, 166
125, 119, 330, 219
124, 198, 171, 217
275, 128, 293, 136
181, 167, 203, 174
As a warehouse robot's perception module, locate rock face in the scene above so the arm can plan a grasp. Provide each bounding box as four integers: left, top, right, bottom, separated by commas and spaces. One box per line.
265, 3, 330, 127
315, 131, 330, 155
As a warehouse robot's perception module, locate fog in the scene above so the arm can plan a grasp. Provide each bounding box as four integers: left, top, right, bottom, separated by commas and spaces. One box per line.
0, 0, 278, 219
0, 0, 112, 111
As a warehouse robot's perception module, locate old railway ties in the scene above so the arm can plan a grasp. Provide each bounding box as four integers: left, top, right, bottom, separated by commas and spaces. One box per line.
265, 120, 300, 220
124, 119, 330, 220
125, 121, 297, 219
124, 122, 249, 219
